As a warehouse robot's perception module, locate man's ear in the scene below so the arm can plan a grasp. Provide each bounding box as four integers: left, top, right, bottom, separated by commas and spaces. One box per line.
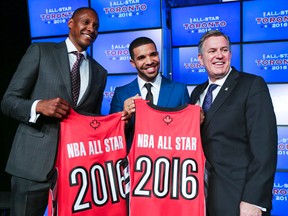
198, 54, 204, 66
68, 18, 73, 29
130, 59, 136, 68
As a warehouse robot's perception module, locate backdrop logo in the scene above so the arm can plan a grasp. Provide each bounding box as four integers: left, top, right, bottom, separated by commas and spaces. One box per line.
273, 181, 288, 202
103, 1, 148, 18
40, 7, 73, 24
103, 86, 116, 99
182, 15, 227, 34
255, 9, 288, 29
105, 44, 130, 61
278, 137, 288, 156
255, 53, 288, 71
183, 57, 206, 73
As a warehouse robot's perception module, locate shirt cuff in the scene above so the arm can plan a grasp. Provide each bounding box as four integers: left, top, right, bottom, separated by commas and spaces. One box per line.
255, 205, 266, 212
29, 100, 41, 123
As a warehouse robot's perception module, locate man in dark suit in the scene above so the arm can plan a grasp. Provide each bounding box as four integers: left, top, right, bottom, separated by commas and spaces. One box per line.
190, 30, 277, 216
109, 37, 190, 149
1, 7, 107, 216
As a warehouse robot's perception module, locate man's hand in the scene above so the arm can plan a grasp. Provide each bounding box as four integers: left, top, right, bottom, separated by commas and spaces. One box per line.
36, 97, 70, 119
240, 201, 262, 216
200, 107, 205, 124
120, 94, 142, 122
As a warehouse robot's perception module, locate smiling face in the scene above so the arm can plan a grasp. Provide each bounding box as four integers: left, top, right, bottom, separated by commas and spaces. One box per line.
130, 43, 160, 82
198, 35, 232, 82
68, 9, 99, 52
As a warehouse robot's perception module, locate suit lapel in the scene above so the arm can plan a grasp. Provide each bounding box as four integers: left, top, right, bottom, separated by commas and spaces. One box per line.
78, 55, 93, 106
202, 69, 239, 131
128, 79, 141, 96
191, 82, 208, 105
158, 76, 173, 106
53, 42, 72, 102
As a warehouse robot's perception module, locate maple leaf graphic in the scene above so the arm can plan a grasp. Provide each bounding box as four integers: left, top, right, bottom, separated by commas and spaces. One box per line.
163, 115, 173, 125
90, 119, 100, 130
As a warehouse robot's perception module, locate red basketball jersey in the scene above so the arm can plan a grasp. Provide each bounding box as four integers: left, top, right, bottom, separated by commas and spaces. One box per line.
127, 99, 205, 216
48, 109, 127, 216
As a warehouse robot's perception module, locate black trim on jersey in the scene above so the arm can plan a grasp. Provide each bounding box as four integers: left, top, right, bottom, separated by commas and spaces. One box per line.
146, 101, 189, 112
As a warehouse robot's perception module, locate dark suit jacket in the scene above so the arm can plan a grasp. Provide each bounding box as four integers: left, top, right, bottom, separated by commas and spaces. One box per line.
1, 41, 107, 182
190, 68, 277, 215
109, 75, 190, 150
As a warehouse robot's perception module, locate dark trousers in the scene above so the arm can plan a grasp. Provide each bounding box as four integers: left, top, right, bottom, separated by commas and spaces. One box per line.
206, 208, 271, 216
10, 175, 55, 216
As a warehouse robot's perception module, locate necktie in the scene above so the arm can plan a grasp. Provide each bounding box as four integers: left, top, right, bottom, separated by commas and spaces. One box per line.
202, 84, 218, 113
71, 52, 83, 106
204, 161, 211, 199
144, 83, 153, 103
202, 84, 217, 199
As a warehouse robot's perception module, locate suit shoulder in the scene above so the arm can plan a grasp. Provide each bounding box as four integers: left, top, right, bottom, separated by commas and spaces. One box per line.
193, 83, 205, 91
232, 71, 268, 92
28, 41, 65, 54
114, 79, 137, 91
161, 76, 187, 87
190, 82, 207, 97
30, 41, 60, 49
237, 71, 265, 83
89, 57, 107, 73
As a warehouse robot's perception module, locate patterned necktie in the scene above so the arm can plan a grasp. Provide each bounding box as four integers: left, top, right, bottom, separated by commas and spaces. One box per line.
204, 161, 211, 199
202, 84, 218, 113
144, 83, 153, 103
71, 52, 84, 106
202, 84, 217, 198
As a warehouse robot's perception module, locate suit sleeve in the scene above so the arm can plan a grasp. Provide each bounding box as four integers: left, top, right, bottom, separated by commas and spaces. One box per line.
183, 85, 190, 104
109, 87, 124, 114
241, 76, 277, 208
97, 72, 107, 115
1, 43, 40, 123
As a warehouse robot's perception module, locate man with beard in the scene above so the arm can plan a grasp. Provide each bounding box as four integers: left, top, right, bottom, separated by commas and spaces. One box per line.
109, 37, 190, 150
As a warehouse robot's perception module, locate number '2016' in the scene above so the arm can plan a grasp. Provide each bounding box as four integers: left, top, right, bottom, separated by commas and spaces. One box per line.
69, 160, 125, 213
133, 156, 199, 200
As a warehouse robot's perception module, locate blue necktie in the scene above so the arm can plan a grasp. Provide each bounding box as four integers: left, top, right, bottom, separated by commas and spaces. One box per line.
202, 84, 218, 198
202, 84, 218, 113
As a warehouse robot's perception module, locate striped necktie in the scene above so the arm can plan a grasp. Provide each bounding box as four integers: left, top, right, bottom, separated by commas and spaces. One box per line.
202, 84, 218, 113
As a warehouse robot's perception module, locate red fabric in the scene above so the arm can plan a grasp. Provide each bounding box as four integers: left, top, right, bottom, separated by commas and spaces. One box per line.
128, 99, 205, 216
48, 109, 127, 216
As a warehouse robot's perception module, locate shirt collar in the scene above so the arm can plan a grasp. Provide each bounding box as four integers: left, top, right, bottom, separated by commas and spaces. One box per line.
65, 38, 87, 59
208, 67, 232, 87
138, 73, 162, 90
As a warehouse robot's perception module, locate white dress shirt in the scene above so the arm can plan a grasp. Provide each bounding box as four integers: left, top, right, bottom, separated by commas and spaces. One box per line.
29, 38, 89, 122
137, 73, 162, 105
198, 68, 231, 106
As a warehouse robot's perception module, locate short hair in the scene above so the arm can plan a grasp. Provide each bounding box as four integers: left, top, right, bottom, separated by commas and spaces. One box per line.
72, 7, 98, 19
198, 30, 231, 54
129, 37, 157, 60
